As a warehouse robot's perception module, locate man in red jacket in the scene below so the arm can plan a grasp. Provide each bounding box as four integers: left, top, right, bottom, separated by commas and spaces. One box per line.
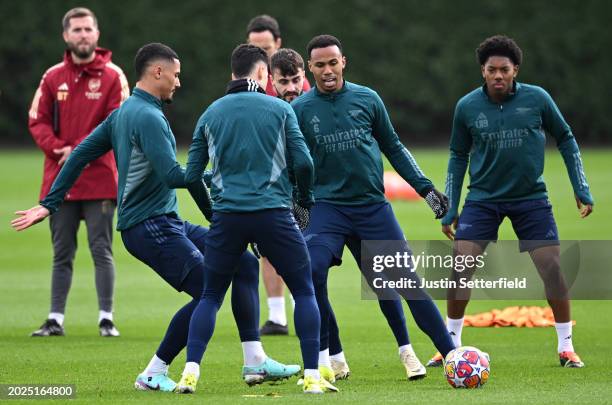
246, 15, 311, 99
28, 7, 129, 337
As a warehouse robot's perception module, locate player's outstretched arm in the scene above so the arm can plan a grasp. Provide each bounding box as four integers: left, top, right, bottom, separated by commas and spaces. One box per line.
371, 92, 434, 195
370, 93, 451, 219
541, 88, 594, 217
39, 115, 114, 215
11, 205, 50, 231
185, 119, 213, 221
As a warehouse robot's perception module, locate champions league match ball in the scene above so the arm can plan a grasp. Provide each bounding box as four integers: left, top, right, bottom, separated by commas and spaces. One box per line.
444, 346, 490, 388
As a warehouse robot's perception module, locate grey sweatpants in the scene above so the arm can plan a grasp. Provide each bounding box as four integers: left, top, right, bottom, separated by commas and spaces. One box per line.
49, 200, 116, 314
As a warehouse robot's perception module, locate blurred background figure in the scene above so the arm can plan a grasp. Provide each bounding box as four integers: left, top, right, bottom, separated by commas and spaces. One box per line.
28, 7, 128, 337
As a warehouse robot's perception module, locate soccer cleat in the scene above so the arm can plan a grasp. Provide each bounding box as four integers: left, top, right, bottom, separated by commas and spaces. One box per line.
31, 319, 65, 337
134, 372, 177, 392
302, 376, 339, 394
559, 351, 585, 368
400, 347, 427, 380
426, 352, 444, 367
331, 359, 350, 380
99, 318, 120, 337
319, 365, 336, 383
242, 357, 301, 385
260, 320, 289, 336
175, 373, 198, 394
296, 365, 336, 386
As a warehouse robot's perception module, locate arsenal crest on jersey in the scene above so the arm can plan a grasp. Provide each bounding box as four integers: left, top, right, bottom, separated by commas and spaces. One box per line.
86, 78, 103, 100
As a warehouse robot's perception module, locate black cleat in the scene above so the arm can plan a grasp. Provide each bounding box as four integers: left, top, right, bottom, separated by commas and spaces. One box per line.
31, 319, 65, 337
260, 320, 289, 336
559, 351, 584, 368
99, 318, 120, 337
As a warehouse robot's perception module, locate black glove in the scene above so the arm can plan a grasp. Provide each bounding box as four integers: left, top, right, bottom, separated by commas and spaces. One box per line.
292, 200, 311, 231
424, 188, 449, 219
250, 243, 261, 259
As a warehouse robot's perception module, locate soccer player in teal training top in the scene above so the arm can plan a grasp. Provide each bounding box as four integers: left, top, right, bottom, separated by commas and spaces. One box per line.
12, 43, 300, 392
177, 44, 337, 395
426, 35, 593, 369
290, 34, 455, 381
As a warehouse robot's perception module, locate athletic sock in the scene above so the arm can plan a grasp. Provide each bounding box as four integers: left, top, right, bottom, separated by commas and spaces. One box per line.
267, 297, 287, 326
318, 348, 332, 368
48, 312, 64, 326
330, 351, 346, 364
304, 369, 321, 380
98, 310, 113, 323
242, 341, 266, 366
446, 317, 464, 347
398, 344, 413, 355
143, 354, 168, 376
183, 362, 200, 378
555, 321, 575, 353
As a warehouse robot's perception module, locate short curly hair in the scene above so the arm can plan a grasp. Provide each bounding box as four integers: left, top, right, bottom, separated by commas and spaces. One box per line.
476, 35, 523, 66
306, 34, 343, 59
271, 48, 304, 77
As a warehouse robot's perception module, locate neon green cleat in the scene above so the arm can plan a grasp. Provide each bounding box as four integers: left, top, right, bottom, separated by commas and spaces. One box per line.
303, 375, 339, 394
297, 364, 337, 386
319, 365, 336, 383
175, 373, 198, 394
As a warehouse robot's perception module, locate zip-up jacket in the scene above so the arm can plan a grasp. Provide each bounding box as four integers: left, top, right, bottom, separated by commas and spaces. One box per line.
29, 47, 129, 201
443, 82, 593, 225
186, 85, 313, 213
291, 80, 433, 205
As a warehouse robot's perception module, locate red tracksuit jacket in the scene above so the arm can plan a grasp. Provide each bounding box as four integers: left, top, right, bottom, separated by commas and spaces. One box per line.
28, 47, 129, 201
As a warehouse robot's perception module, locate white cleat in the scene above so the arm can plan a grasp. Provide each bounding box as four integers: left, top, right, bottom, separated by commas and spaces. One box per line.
400, 347, 427, 380
331, 359, 350, 380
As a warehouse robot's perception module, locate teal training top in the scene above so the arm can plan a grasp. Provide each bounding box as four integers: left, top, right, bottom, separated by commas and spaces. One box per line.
291, 80, 433, 205
442, 82, 593, 225
41, 88, 209, 230
185, 90, 314, 213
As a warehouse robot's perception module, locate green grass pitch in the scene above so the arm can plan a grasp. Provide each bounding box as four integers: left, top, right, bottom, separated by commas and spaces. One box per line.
0, 148, 610, 404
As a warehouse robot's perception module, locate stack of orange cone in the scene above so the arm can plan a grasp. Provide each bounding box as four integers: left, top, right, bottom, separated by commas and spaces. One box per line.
463, 306, 575, 327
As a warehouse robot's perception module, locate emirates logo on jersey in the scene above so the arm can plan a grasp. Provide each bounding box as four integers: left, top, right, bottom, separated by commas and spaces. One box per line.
86, 78, 102, 100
